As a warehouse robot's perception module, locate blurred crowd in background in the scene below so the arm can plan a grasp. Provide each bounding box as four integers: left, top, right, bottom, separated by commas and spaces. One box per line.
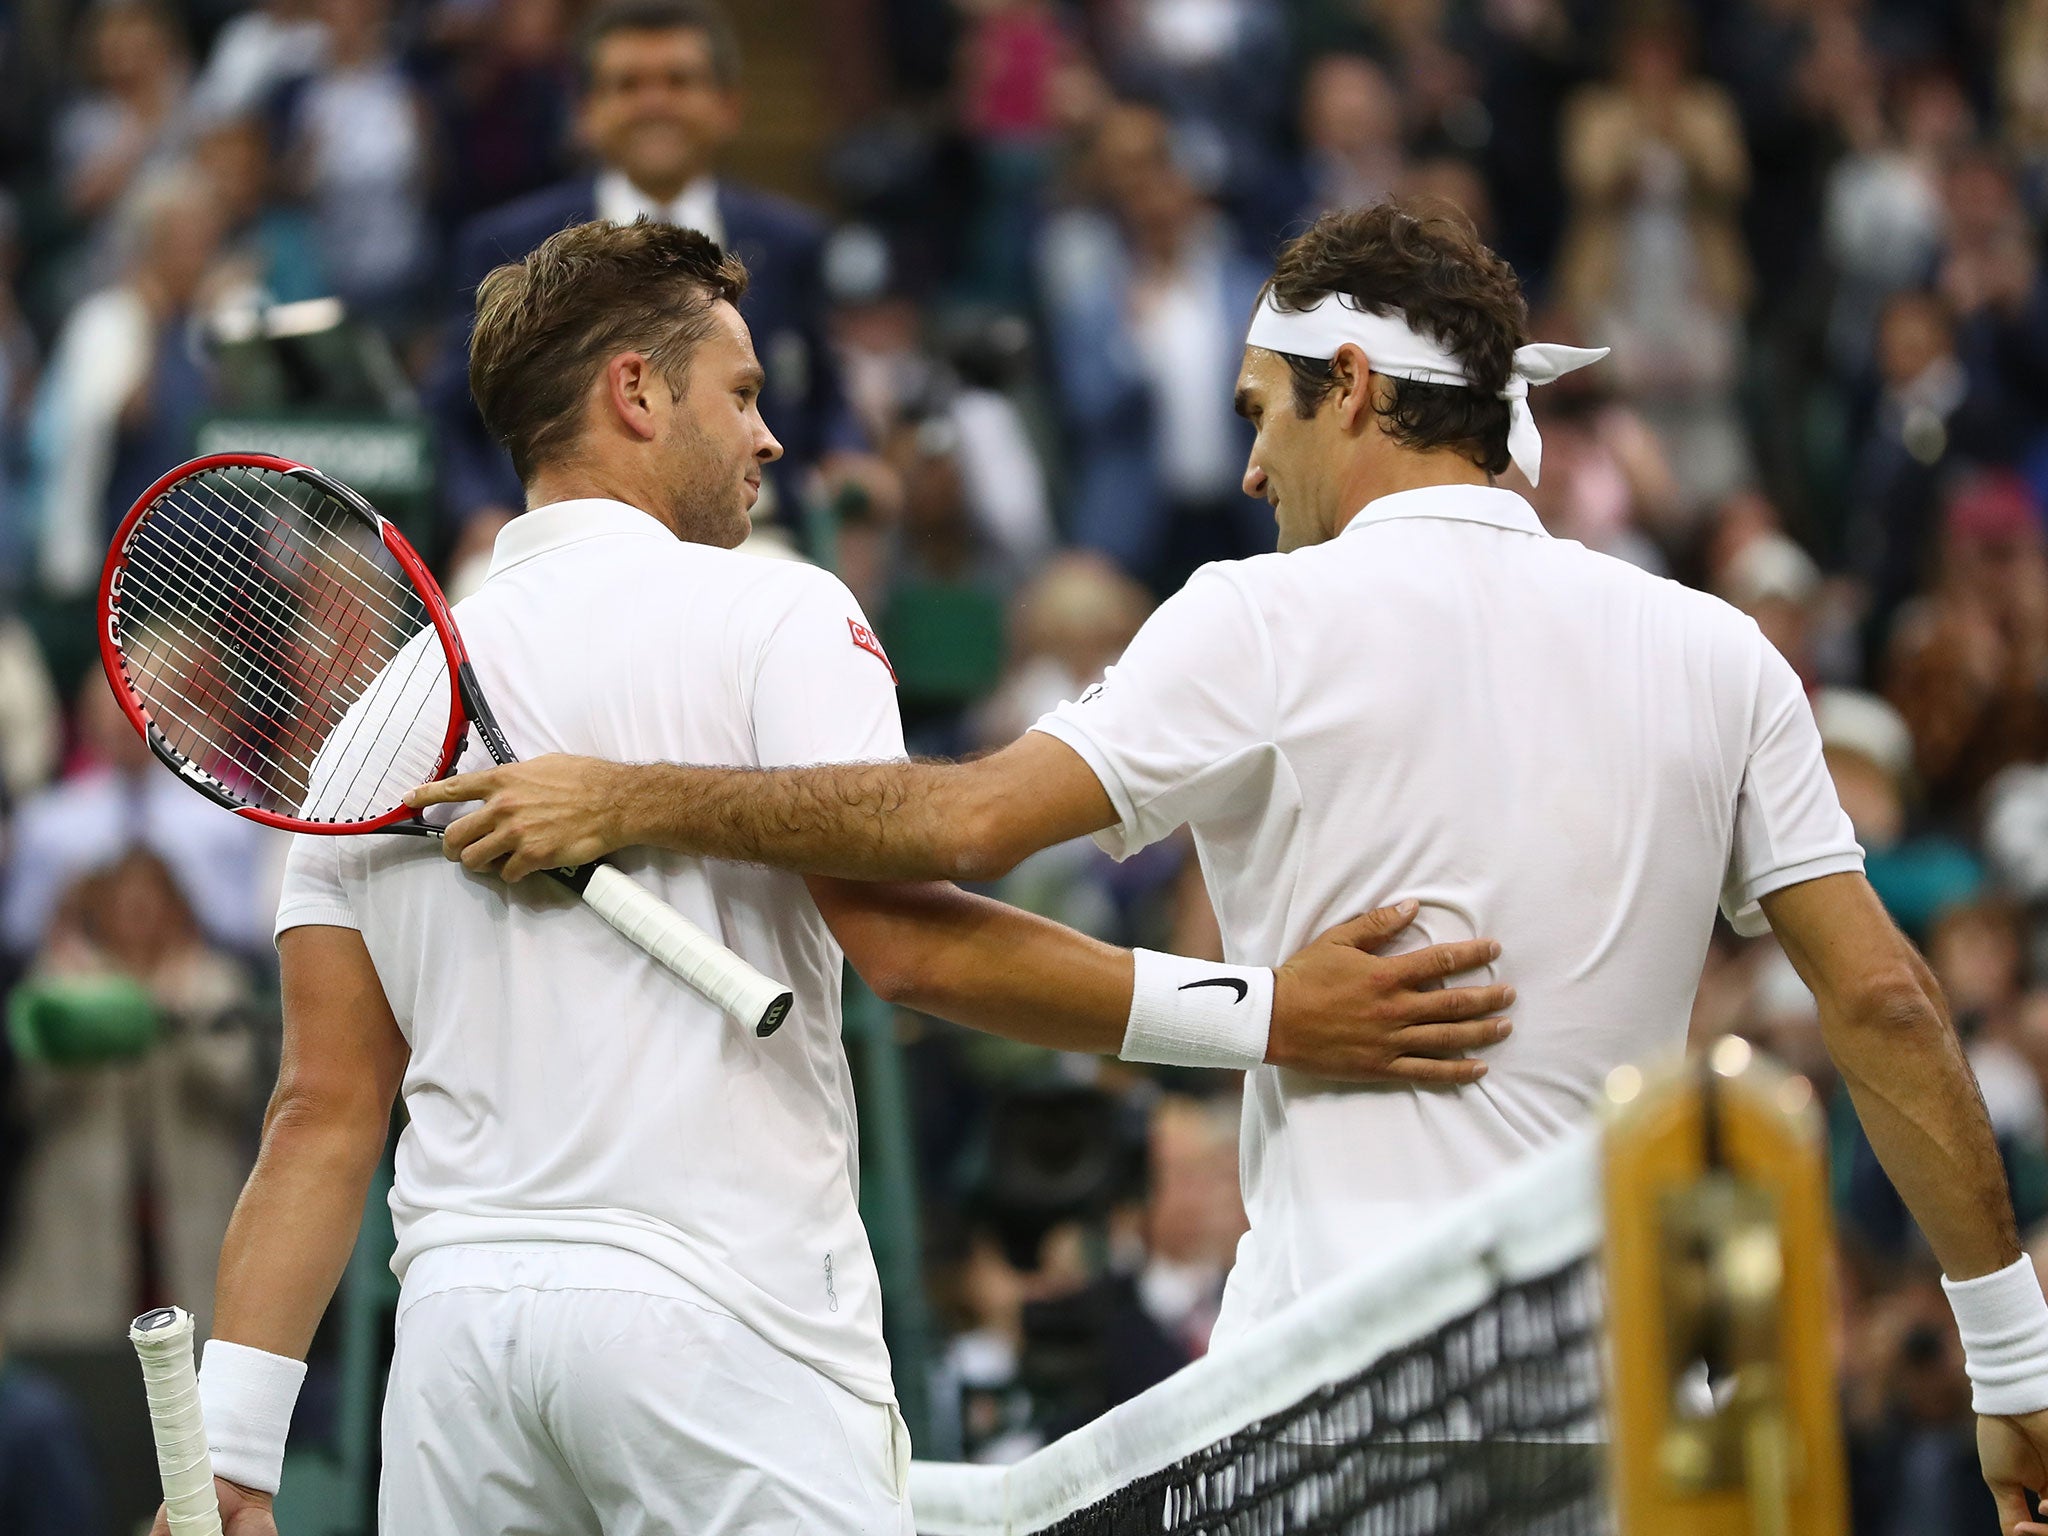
0, 0, 2044, 1528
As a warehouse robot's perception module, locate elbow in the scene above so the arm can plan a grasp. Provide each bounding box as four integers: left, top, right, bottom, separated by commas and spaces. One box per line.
861, 960, 921, 1010
260, 1079, 391, 1163
945, 801, 1025, 884
1822, 965, 1946, 1049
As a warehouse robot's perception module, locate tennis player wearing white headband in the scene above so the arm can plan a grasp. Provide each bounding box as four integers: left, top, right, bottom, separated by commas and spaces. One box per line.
418, 201, 2048, 1530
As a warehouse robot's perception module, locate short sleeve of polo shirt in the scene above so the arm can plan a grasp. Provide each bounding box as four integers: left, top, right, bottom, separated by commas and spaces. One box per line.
1720, 631, 1865, 936
748, 566, 907, 767
275, 833, 358, 941
1031, 567, 1273, 861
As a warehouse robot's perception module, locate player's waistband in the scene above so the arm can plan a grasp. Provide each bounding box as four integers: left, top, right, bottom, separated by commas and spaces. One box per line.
397, 1241, 737, 1321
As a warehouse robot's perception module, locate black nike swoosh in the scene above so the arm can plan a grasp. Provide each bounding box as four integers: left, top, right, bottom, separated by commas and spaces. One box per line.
1179, 977, 1249, 1004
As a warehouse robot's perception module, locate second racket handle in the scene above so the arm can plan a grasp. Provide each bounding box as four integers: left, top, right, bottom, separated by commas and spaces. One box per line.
129, 1308, 225, 1536
575, 863, 795, 1037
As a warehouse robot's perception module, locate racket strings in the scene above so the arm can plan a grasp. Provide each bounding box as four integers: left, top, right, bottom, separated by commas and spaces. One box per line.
110, 465, 454, 823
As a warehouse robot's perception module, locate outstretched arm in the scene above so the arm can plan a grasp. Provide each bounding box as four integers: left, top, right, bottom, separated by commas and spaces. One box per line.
811, 878, 1513, 1085
408, 731, 1113, 885
151, 925, 409, 1536
1763, 873, 2048, 1535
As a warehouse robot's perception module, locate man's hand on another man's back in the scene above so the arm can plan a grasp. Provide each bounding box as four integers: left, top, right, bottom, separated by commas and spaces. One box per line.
1270, 900, 1512, 1085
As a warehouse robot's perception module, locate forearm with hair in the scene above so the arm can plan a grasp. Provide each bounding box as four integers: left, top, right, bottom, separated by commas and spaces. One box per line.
1824, 951, 2020, 1280
614, 758, 1006, 881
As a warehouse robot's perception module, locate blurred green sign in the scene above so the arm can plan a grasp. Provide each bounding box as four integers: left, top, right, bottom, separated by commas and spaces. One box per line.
194, 415, 435, 535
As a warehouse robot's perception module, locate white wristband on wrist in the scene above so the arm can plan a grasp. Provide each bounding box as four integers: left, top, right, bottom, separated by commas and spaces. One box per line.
1942, 1255, 2048, 1417
1121, 949, 1273, 1070
198, 1339, 307, 1494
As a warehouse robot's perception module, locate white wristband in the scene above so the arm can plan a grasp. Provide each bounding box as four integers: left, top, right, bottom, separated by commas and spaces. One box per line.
1122, 949, 1273, 1070
1942, 1256, 2048, 1417
198, 1339, 307, 1494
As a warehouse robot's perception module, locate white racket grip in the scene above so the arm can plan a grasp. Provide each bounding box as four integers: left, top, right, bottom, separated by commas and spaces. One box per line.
129, 1308, 224, 1536
578, 863, 795, 1036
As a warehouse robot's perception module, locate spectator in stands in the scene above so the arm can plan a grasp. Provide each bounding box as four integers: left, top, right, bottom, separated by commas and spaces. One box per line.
1037, 101, 1265, 593
1929, 899, 2048, 1180
24, 167, 227, 598
1516, 363, 1681, 574
1886, 472, 2048, 825
1292, 53, 1406, 222
0, 195, 37, 591
0, 612, 59, 817
952, 0, 1075, 307
53, 0, 195, 288
1, 676, 272, 964
0, 1345, 100, 1535
433, 0, 861, 544
1399, 154, 1496, 245
825, 229, 1051, 587
974, 552, 1151, 750
189, 0, 327, 122
428, 0, 576, 229
1939, 149, 2048, 453
1845, 1270, 2002, 1532
193, 114, 328, 308
1098, 0, 1290, 222
0, 849, 260, 1344
1817, 688, 1985, 944
279, 0, 432, 328
1821, 68, 1964, 383
1556, 11, 1752, 518
1136, 1094, 1244, 1360
1844, 289, 1986, 649
1718, 527, 1823, 678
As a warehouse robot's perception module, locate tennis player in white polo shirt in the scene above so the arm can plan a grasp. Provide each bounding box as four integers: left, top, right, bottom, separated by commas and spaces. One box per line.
423, 202, 2048, 1528
161, 218, 1521, 1536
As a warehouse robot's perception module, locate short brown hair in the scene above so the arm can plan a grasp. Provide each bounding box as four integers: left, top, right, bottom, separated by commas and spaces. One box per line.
577, 0, 741, 89
469, 219, 748, 482
1265, 200, 1528, 475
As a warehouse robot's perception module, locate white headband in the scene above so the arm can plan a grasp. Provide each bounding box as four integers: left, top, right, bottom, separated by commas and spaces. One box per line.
1244, 291, 1609, 486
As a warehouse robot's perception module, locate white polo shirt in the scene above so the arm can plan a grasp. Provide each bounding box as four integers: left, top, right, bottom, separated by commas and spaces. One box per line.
275, 499, 905, 1404
1033, 484, 1862, 1342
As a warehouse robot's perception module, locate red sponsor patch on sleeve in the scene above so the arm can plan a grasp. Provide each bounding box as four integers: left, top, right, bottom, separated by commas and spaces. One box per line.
847, 618, 897, 683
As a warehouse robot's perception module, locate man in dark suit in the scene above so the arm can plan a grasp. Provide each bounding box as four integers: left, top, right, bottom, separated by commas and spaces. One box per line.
430, 0, 859, 544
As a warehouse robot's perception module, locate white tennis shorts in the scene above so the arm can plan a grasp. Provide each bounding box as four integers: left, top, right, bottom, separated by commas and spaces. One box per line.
378, 1244, 912, 1535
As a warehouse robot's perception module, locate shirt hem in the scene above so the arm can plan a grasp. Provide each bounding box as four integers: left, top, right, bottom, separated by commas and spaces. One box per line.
1724, 850, 1867, 936
273, 902, 361, 941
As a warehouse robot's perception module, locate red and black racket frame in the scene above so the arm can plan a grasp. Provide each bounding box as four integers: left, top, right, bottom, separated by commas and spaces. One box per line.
97, 453, 559, 865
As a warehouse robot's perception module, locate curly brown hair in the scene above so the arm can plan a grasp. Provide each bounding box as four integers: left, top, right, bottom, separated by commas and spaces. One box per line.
469, 219, 749, 483
1266, 200, 1529, 475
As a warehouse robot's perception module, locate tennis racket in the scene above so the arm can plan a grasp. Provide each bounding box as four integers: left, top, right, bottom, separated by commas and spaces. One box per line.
131, 1307, 224, 1536
97, 452, 794, 1036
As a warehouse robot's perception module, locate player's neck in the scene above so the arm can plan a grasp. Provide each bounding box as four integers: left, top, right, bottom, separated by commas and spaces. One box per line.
1327, 448, 1492, 538
524, 466, 680, 538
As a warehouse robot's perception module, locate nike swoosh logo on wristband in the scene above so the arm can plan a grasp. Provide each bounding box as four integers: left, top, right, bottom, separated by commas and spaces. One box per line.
1179, 977, 1250, 1003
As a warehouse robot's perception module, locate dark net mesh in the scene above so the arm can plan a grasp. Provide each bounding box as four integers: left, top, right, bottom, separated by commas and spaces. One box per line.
1021, 1257, 1608, 1536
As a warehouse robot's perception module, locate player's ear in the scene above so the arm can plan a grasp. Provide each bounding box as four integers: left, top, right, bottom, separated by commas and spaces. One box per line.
603, 352, 663, 442
1330, 343, 1375, 432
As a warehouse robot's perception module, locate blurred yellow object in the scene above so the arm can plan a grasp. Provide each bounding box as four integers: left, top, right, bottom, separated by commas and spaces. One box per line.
1603, 1039, 1847, 1536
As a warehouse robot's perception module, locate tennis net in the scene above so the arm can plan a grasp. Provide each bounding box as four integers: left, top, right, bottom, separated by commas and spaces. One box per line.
910, 1130, 1610, 1536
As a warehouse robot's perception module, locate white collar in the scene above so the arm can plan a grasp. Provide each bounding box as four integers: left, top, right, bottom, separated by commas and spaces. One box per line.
594, 169, 723, 243
486, 499, 678, 579
1338, 484, 1549, 539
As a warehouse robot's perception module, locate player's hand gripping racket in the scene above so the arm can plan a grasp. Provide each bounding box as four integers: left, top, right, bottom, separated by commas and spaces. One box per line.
98, 453, 793, 1036
131, 1307, 224, 1536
